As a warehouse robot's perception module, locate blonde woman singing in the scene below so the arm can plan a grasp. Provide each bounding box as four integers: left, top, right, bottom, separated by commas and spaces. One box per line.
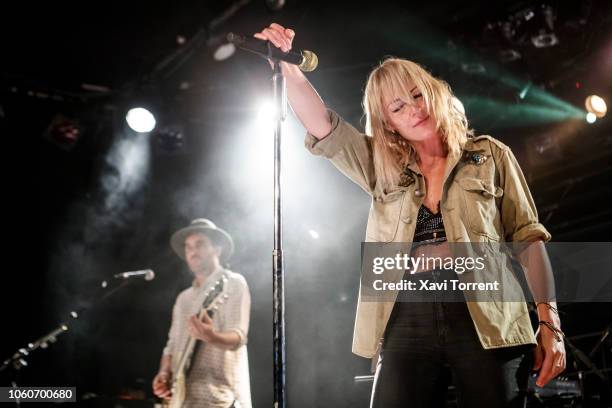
255, 23, 566, 408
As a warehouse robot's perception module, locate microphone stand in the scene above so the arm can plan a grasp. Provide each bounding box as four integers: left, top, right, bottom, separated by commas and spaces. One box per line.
0, 278, 133, 377
271, 57, 287, 408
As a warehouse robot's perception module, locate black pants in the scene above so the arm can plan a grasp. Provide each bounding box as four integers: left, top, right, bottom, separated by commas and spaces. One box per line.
370, 269, 534, 408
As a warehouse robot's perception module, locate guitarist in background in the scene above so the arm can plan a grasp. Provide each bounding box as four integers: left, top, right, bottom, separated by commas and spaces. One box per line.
152, 218, 252, 408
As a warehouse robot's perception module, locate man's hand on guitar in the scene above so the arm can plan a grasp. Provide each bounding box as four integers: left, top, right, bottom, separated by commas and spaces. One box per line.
152, 371, 172, 400
188, 313, 217, 343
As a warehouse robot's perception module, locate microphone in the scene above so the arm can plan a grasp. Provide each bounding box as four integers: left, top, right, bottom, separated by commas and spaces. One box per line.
226, 33, 318, 72
113, 269, 155, 281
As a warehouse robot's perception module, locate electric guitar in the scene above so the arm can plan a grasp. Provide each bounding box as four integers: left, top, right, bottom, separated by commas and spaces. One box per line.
163, 275, 228, 408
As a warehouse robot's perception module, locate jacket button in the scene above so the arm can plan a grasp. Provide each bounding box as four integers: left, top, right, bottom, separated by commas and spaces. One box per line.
401, 216, 412, 224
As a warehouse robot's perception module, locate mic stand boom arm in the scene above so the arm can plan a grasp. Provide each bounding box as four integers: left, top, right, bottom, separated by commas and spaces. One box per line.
1, 278, 134, 374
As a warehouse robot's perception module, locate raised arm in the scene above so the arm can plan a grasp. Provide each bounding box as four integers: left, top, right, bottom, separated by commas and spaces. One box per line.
253, 24, 377, 195
254, 23, 331, 139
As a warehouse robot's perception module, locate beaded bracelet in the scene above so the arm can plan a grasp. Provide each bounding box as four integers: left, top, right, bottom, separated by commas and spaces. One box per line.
535, 302, 559, 315
539, 321, 565, 342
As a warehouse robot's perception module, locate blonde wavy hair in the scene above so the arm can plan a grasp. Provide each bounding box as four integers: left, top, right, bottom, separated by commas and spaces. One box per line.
363, 58, 472, 189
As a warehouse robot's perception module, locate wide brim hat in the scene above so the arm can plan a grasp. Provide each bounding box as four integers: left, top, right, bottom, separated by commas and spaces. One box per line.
170, 218, 234, 260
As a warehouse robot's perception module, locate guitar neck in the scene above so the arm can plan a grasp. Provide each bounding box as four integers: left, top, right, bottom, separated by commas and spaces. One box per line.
174, 305, 215, 375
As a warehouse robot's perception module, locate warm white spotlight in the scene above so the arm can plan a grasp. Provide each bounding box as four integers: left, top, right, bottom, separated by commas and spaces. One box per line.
308, 229, 320, 239
586, 112, 597, 124
126, 107, 156, 133
585, 95, 607, 118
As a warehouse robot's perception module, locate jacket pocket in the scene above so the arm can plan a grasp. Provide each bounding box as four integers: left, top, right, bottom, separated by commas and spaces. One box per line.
457, 177, 503, 241
365, 189, 405, 242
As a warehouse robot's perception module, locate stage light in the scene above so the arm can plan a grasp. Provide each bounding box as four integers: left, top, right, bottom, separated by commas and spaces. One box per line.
155, 126, 185, 153
519, 82, 532, 100
213, 42, 236, 61
126, 107, 156, 133
500, 4, 559, 49
207, 33, 236, 62
44, 114, 82, 150
265, 0, 285, 11
532, 32, 558, 48
586, 112, 597, 124
585, 95, 607, 118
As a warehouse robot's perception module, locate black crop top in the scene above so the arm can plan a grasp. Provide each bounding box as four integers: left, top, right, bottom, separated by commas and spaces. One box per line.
413, 203, 447, 245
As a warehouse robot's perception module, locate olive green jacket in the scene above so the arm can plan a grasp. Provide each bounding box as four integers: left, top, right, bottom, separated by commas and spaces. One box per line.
305, 110, 551, 358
